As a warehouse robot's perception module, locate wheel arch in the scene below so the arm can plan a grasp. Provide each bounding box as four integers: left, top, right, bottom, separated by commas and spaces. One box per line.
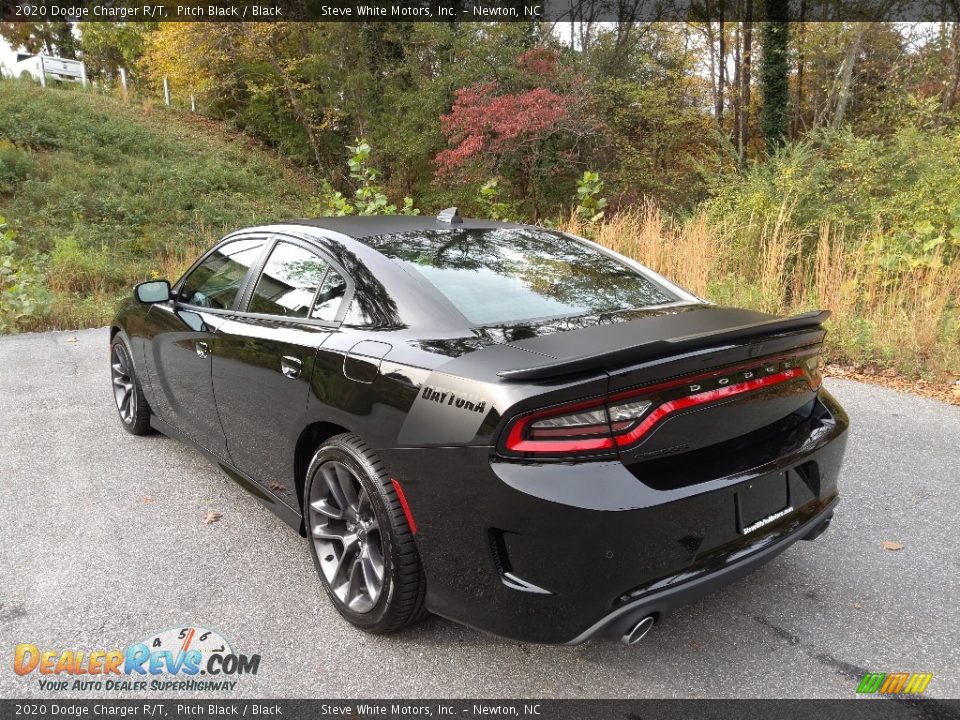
294, 420, 353, 535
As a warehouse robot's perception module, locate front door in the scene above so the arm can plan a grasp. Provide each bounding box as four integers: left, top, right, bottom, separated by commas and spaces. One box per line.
142, 236, 269, 459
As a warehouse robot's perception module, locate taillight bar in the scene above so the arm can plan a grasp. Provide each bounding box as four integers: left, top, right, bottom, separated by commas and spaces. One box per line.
502, 353, 820, 458
609, 367, 804, 448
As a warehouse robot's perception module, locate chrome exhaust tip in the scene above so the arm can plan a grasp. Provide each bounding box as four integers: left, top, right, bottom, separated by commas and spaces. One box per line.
621, 615, 655, 646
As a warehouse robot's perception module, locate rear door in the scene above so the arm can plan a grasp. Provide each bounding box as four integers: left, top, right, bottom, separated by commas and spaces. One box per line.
211, 237, 352, 505
144, 236, 269, 460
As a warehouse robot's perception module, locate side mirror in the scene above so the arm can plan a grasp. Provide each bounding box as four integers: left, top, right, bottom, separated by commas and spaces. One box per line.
134, 280, 171, 304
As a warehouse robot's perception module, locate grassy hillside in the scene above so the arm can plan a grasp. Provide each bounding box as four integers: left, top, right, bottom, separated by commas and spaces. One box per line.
0, 80, 314, 330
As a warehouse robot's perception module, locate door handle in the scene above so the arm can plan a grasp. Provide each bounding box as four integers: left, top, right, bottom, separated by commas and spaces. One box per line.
196, 341, 209, 359
281, 356, 302, 378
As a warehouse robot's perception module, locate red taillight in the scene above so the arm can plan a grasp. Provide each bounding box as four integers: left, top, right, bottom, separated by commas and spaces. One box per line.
505, 397, 616, 454
502, 353, 818, 458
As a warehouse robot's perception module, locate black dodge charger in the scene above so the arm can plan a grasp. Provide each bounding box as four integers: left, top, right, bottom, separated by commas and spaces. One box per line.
110, 210, 849, 645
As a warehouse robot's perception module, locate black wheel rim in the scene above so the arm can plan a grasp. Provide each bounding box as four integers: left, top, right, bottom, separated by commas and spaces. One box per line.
111, 344, 136, 425
308, 460, 385, 614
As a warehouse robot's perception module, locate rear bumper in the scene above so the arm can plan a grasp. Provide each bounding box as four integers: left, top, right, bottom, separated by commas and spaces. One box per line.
383, 388, 849, 644
564, 497, 837, 644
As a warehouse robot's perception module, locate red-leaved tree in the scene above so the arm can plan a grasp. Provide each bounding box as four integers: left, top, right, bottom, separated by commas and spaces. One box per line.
434, 48, 592, 217
435, 83, 573, 177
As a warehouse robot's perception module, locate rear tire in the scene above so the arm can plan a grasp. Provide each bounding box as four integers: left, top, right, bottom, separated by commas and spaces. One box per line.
304, 433, 427, 633
110, 333, 153, 436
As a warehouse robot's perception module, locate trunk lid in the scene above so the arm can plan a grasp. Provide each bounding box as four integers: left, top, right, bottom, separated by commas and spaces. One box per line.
493, 304, 827, 381
494, 305, 828, 469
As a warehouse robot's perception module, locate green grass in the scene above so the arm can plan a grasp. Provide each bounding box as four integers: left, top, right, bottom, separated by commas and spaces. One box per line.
0, 79, 315, 331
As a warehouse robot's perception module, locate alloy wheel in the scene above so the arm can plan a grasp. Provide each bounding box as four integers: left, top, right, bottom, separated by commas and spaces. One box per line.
309, 460, 385, 614
111, 343, 136, 425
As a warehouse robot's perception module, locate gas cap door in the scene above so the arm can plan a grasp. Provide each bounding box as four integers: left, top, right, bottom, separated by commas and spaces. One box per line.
344, 340, 393, 383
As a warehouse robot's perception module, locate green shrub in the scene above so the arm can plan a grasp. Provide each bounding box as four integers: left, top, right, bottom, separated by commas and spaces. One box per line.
0, 215, 52, 333
574, 171, 608, 225
707, 127, 960, 270
0, 140, 36, 192
310, 139, 419, 217
49, 235, 132, 295
477, 178, 515, 221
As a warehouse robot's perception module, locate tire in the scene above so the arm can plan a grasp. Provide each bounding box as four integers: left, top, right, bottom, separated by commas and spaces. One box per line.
110, 332, 153, 436
304, 433, 427, 633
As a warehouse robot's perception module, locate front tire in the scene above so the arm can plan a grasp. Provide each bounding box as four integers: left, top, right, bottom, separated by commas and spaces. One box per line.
110, 333, 152, 435
304, 433, 427, 633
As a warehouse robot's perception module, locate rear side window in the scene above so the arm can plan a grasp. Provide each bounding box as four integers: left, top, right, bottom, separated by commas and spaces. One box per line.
367, 228, 677, 326
178, 238, 266, 309
248, 242, 329, 318
311, 267, 348, 322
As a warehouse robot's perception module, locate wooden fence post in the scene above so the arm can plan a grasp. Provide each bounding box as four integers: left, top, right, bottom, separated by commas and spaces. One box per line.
163, 76, 170, 106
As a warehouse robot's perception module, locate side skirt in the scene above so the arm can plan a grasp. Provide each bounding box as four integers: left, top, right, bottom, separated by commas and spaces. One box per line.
149, 414, 305, 535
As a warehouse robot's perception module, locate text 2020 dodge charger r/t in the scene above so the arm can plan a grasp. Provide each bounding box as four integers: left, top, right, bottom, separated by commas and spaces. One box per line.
110, 210, 848, 645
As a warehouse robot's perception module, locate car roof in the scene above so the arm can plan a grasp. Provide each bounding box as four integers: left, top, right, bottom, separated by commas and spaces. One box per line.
283, 214, 523, 241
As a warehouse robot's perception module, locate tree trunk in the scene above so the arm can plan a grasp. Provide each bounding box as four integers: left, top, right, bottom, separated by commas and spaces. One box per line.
717, 11, 726, 132
705, 20, 718, 126
739, 1, 753, 164
793, 1, 806, 134
830, 25, 866, 129
733, 19, 742, 154
941, 22, 960, 116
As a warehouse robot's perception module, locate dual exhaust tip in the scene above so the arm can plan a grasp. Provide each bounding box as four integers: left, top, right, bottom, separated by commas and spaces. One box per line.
621, 615, 655, 646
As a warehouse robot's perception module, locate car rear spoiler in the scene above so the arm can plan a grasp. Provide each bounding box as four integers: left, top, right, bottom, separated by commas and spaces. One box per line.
496, 310, 831, 382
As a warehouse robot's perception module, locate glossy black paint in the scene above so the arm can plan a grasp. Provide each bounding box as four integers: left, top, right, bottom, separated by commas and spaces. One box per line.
111, 217, 850, 644
142, 303, 228, 458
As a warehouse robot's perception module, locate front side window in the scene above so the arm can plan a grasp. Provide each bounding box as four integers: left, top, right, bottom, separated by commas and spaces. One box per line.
366, 228, 678, 326
178, 238, 266, 309
248, 242, 329, 318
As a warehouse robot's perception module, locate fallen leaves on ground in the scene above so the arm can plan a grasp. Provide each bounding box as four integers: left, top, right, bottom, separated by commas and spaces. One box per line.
824, 366, 960, 406
881, 541, 903, 551
201, 511, 223, 525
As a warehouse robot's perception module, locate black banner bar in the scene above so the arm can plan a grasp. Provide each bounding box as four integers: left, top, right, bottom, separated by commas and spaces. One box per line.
2, 0, 959, 23
2, 700, 959, 720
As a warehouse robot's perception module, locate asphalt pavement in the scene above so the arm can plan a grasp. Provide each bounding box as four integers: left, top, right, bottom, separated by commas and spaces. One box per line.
1, 328, 958, 699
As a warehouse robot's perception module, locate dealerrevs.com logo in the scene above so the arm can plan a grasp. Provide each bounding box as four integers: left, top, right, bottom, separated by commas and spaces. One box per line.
13, 626, 261, 692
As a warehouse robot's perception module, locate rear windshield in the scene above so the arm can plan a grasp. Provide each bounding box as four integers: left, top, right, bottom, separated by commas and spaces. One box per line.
367, 228, 677, 326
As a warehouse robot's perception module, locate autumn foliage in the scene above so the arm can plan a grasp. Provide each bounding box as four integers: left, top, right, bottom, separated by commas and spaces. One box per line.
435, 83, 573, 177
433, 48, 591, 215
